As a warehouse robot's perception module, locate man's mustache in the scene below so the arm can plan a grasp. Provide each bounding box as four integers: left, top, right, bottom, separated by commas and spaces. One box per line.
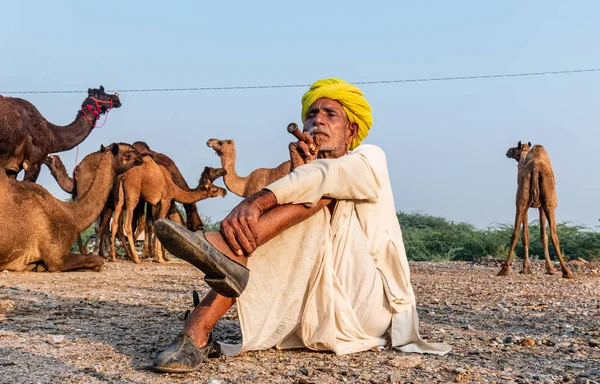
307, 126, 326, 135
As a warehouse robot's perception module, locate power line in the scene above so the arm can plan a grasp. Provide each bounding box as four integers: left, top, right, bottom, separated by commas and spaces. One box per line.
2, 67, 599, 95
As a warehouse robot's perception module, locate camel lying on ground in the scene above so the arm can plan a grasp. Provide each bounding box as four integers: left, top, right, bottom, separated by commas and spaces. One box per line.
207, 138, 290, 197
0, 143, 143, 272
111, 156, 226, 263
0, 86, 120, 181
500, 141, 574, 279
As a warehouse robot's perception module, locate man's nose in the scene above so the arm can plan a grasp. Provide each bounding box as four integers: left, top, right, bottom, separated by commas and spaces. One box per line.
313, 111, 326, 124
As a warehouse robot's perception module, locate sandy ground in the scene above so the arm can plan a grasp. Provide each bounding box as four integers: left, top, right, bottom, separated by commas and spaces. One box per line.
1, 259, 599, 384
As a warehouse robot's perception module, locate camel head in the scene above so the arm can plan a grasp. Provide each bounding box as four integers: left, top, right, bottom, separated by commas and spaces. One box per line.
43, 154, 59, 168
100, 143, 144, 174
200, 166, 227, 187
206, 139, 234, 157
506, 141, 532, 162
204, 182, 227, 198
84, 86, 122, 113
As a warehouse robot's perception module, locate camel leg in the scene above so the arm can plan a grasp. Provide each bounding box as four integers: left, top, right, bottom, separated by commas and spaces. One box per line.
76, 234, 86, 255
143, 204, 155, 259
117, 210, 136, 262
539, 208, 557, 275
153, 201, 171, 264
97, 207, 113, 257
520, 210, 531, 274
542, 205, 574, 279
498, 207, 526, 276
45, 253, 104, 272
184, 204, 204, 232
133, 203, 146, 243
110, 197, 125, 262
123, 198, 142, 264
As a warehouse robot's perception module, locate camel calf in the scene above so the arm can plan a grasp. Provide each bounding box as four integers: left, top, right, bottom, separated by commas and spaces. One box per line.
500, 141, 573, 279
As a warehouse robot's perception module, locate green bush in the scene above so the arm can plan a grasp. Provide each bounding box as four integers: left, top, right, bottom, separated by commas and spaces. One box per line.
398, 212, 600, 262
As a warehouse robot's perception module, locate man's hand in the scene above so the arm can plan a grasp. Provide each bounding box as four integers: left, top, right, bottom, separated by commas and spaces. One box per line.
289, 131, 318, 171
219, 190, 278, 256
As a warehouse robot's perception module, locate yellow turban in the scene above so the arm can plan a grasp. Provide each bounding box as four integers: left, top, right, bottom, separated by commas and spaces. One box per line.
301, 78, 372, 150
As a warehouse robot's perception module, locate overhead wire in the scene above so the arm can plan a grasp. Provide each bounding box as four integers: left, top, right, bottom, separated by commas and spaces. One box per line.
1, 67, 598, 95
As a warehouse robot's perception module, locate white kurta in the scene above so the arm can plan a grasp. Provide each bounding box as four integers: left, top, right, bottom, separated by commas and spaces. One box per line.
220, 144, 451, 356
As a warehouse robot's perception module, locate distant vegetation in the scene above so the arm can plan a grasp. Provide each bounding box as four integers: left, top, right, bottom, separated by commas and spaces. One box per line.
397, 212, 600, 262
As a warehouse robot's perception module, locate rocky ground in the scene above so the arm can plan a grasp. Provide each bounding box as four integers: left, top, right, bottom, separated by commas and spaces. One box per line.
0, 258, 599, 384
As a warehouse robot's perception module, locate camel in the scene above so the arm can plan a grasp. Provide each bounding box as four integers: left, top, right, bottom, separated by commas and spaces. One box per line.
113, 165, 227, 263
132, 141, 206, 231
207, 138, 291, 197
0, 143, 143, 272
0, 86, 121, 181
111, 157, 227, 264
499, 141, 574, 279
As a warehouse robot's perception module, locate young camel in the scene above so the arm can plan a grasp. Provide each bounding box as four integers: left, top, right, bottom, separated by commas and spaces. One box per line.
207, 138, 290, 197
132, 141, 206, 231
111, 156, 227, 264
499, 141, 574, 279
115, 166, 227, 262
0, 144, 143, 272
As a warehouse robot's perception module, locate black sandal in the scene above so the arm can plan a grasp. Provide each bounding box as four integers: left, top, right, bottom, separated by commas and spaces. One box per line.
153, 332, 221, 373
154, 219, 249, 298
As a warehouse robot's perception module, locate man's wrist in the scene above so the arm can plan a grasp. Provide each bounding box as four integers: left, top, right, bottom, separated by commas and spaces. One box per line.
248, 189, 278, 214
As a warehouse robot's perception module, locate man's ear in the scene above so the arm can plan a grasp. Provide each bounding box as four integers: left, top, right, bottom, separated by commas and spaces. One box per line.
347, 122, 359, 144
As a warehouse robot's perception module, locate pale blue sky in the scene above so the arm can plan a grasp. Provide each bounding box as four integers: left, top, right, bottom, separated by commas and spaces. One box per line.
1, 1, 598, 229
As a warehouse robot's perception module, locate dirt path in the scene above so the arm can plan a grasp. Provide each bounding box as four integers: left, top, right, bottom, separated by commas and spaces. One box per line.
1, 260, 599, 383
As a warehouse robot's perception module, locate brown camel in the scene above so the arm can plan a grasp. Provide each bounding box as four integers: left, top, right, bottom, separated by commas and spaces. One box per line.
0, 86, 121, 181
132, 141, 206, 231
116, 166, 227, 262
499, 141, 574, 279
0, 143, 143, 272
111, 156, 226, 264
207, 138, 291, 197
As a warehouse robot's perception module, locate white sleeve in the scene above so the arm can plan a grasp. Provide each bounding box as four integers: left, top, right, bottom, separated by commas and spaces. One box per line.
265, 145, 387, 207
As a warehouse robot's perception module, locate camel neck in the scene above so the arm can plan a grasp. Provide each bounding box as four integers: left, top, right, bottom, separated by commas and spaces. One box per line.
46, 157, 74, 194
220, 148, 249, 196
68, 152, 116, 233
48, 110, 97, 153
518, 150, 531, 167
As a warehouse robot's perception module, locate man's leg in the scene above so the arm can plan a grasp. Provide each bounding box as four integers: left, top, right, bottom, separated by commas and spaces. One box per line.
153, 198, 331, 371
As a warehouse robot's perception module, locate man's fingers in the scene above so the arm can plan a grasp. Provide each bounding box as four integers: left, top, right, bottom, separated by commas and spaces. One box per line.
297, 141, 312, 158
220, 222, 243, 256
230, 221, 255, 255
237, 217, 258, 254
301, 132, 317, 154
